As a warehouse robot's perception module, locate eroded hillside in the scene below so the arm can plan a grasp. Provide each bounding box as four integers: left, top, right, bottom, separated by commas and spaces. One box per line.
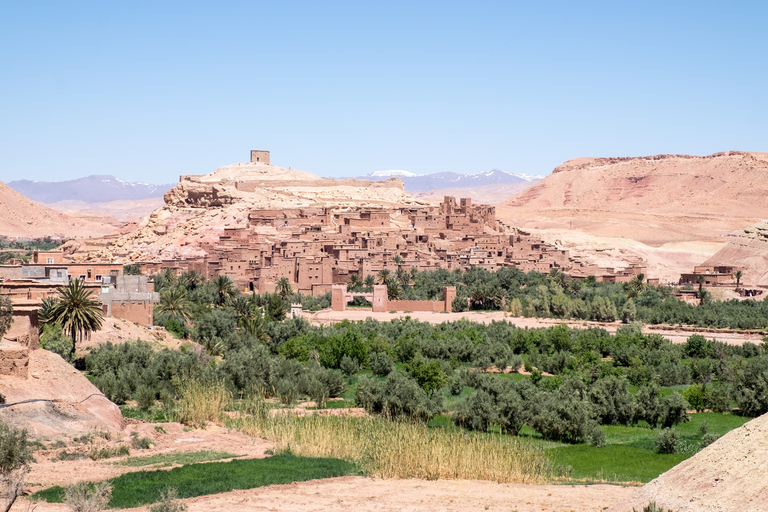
499, 151, 768, 245
0, 181, 117, 238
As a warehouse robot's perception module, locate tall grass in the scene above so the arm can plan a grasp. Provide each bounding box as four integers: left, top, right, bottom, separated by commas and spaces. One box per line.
175, 378, 232, 428
230, 397, 551, 483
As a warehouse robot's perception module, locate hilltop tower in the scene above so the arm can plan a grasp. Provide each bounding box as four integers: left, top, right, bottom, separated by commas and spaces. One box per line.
250, 150, 270, 165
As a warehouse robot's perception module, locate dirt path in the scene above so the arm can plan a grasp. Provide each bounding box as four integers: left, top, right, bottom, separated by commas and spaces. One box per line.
17, 477, 634, 512
306, 309, 766, 345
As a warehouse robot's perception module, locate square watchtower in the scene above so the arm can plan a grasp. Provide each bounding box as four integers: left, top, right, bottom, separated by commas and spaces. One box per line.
250, 150, 270, 164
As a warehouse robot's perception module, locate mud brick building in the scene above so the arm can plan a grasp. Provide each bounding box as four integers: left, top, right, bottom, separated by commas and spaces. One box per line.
136, 196, 647, 296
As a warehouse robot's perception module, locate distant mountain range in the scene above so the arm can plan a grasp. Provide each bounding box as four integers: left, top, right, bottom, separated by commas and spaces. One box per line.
357, 169, 543, 191
7, 175, 175, 204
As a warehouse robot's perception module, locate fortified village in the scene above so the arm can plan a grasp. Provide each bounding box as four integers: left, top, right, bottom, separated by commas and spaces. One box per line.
0, 150, 658, 348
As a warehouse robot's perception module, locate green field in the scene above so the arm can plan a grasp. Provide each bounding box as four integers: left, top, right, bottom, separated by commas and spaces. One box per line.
547, 413, 749, 482
34, 454, 360, 508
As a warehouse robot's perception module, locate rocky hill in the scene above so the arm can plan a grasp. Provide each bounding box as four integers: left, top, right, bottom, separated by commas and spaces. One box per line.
0, 180, 117, 239
498, 151, 768, 245
64, 160, 428, 262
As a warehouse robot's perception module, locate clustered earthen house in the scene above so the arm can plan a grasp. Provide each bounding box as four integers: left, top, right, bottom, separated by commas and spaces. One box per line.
131, 196, 646, 295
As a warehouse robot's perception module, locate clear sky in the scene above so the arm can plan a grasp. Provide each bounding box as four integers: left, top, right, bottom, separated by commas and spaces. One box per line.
1, 1, 766, 183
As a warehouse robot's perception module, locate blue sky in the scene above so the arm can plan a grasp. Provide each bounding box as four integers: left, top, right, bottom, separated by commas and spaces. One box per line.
1, 1, 766, 183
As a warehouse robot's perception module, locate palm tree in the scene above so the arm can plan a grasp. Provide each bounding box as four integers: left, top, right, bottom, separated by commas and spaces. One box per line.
49, 279, 103, 356
162, 268, 177, 286
348, 274, 361, 291
395, 267, 408, 287
276, 277, 293, 299
364, 275, 376, 290
626, 273, 646, 298
38, 296, 58, 326
735, 270, 743, 288
213, 274, 238, 306
387, 282, 403, 300
377, 269, 391, 286
179, 270, 205, 291
156, 288, 191, 322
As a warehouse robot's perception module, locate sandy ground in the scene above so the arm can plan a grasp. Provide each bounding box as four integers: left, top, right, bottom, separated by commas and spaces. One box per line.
305, 309, 766, 345
82, 317, 183, 352
17, 475, 634, 512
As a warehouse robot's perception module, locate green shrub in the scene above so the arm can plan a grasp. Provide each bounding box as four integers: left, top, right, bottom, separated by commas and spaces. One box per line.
683, 384, 707, 412
339, 355, 359, 378
39, 323, 74, 363
136, 385, 157, 411
0, 421, 32, 475
405, 358, 447, 396
654, 428, 678, 454
658, 392, 690, 428
588, 376, 636, 425
355, 372, 439, 422
587, 425, 606, 447
369, 352, 395, 377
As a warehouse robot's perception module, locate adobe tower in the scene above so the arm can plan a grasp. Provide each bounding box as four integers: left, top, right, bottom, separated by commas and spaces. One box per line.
250, 150, 270, 164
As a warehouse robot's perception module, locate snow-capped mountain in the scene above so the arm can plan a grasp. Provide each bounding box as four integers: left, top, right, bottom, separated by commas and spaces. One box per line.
357, 169, 543, 192
367, 169, 423, 178
7, 175, 175, 203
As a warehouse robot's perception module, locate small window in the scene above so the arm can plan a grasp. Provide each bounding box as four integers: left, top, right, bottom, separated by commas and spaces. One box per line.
95, 275, 102, 282
46, 257, 54, 264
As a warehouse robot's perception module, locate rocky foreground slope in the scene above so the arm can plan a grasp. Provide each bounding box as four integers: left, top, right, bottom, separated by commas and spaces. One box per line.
499, 151, 768, 244
610, 412, 768, 512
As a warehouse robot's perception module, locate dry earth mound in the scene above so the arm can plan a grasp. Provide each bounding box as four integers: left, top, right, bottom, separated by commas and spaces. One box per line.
499, 151, 768, 244
64, 161, 428, 262
0, 346, 123, 438
0, 181, 116, 238
609, 412, 768, 512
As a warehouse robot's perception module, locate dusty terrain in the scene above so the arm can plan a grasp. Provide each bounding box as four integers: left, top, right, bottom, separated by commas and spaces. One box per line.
0, 181, 116, 239
610, 412, 768, 512
499, 151, 768, 245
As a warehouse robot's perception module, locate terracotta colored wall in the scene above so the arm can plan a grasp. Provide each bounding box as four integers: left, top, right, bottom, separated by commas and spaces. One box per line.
109, 302, 154, 327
